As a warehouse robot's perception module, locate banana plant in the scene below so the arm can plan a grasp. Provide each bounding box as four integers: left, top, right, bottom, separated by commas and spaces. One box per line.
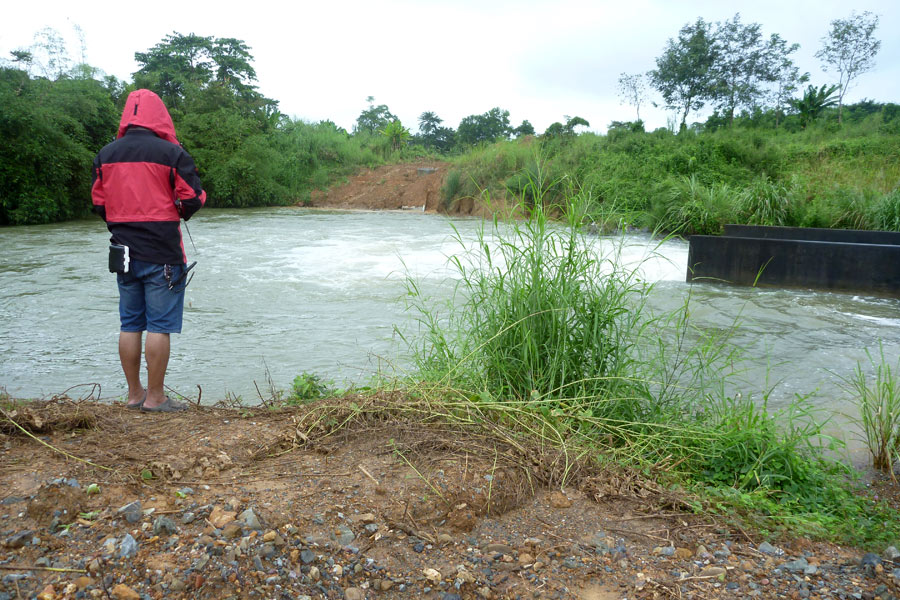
379, 120, 410, 152
789, 84, 840, 128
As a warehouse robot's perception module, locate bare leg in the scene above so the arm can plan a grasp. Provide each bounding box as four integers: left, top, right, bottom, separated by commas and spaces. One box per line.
119, 331, 145, 406
143, 332, 170, 409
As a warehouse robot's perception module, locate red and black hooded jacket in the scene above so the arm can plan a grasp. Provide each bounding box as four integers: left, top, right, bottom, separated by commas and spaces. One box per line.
92, 89, 206, 265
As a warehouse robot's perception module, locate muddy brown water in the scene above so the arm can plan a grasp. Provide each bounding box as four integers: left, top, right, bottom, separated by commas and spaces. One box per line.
1, 207, 898, 458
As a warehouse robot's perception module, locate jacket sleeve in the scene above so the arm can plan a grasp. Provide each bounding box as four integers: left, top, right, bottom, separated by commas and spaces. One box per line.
173, 150, 206, 221
90, 155, 107, 221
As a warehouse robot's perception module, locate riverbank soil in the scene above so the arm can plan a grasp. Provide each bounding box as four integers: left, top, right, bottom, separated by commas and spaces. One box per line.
2, 397, 899, 600
307, 162, 500, 218
308, 163, 449, 212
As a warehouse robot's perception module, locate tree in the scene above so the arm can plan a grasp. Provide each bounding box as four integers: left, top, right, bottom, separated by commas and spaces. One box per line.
564, 115, 589, 133
512, 120, 535, 137
543, 122, 566, 137
134, 32, 273, 124
30, 27, 71, 80
134, 33, 213, 109
709, 14, 799, 126
456, 107, 510, 145
209, 37, 257, 92
617, 73, 647, 121
769, 41, 809, 127
816, 11, 881, 123
789, 83, 839, 128
0, 66, 117, 224
417, 111, 442, 148
542, 116, 590, 138
418, 111, 442, 137
650, 18, 717, 131
354, 96, 397, 135
416, 112, 456, 152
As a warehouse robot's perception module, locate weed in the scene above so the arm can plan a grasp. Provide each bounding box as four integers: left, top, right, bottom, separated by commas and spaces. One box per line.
838, 344, 900, 474
286, 372, 336, 405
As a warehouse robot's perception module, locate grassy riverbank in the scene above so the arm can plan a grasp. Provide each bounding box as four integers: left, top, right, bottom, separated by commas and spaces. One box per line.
393, 187, 900, 548
439, 114, 900, 235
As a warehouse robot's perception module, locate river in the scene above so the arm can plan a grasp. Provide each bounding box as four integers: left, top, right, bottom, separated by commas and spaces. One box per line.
2, 208, 899, 451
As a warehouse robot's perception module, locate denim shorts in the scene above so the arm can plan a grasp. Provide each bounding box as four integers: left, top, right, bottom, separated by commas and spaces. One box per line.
117, 259, 185, 334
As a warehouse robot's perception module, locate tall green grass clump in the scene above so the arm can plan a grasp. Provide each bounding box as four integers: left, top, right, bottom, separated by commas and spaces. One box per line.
840, 345, 900, 473
406, 189, 647, 405
872, 189, 900, 232
650, 174, 741, 235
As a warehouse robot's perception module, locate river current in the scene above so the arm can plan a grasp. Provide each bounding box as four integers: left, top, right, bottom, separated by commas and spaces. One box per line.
2, 208, 899, 451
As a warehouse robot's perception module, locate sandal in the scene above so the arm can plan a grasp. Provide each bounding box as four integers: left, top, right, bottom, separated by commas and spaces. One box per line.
140, 396, 188, 413
126, 391, 147, 410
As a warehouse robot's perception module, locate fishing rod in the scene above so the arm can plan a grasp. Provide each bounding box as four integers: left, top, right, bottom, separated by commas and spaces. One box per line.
171, 199, 198, 292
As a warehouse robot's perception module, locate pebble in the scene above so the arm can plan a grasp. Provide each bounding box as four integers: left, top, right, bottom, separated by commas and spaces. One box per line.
208, 506, 236, 528
3, 530, 32, 548
117, 502, 141, 524
549, 491, 573, 508
860, 552, 882, 567
118, 533, 138, 558
700, 566, 727, 578
484, 543, 513, 555
152, 516, 177, 536
757, 541, 783, 555
109, 584, 139, 600
344, 588, 365, 600
301, 549, 316, 564
222, 522, 243, 539
336, 525, 355, 545
238, 508, 263, 530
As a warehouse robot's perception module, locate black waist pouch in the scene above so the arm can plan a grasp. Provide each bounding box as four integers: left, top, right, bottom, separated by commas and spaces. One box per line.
109, 244, 130, 273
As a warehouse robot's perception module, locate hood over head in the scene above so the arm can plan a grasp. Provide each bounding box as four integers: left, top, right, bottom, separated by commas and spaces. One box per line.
117, 89, 179, 145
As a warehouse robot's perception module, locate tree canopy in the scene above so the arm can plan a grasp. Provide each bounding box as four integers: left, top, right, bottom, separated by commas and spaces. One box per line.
650, 18, 717, 131
816, 11, 881, 123
456, 107, 511, 146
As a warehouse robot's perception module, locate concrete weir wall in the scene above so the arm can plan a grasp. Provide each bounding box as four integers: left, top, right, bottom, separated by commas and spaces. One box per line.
686, 226, 900, 297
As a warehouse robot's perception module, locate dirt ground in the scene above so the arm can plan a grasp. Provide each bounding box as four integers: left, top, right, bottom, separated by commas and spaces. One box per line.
2, 396, 899, 600
307, 162, 499, 218
308, 163, 448, 212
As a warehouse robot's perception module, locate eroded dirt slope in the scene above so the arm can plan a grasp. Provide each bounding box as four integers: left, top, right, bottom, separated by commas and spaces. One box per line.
308, 163, 448, 212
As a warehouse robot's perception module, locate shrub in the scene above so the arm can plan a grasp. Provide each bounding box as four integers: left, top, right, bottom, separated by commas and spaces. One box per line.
651, 175, 741, 235
287, 372, 336, 405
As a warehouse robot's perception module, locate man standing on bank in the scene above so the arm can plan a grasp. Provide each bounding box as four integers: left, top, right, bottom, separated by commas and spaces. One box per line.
91, 89, 206, 412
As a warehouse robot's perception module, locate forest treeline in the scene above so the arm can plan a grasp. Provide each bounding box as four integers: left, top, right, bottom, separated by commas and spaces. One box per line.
1, 12, 897, 230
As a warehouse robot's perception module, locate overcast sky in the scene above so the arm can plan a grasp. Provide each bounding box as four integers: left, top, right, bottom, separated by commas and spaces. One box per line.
2, 0, 898, 134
